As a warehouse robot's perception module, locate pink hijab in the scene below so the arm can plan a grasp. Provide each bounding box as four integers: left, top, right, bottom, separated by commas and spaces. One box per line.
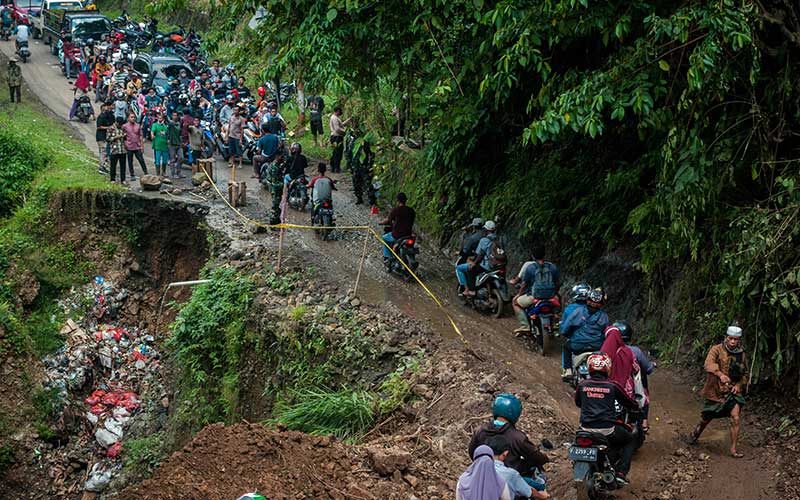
74, 72, 90, 92
601, 325, 638, 399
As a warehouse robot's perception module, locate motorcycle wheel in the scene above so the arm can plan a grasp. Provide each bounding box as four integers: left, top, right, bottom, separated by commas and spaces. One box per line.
321, 213, 332, 240
21, 55, 26, 63
492, 288, 504, 318
575, 474, 593, 500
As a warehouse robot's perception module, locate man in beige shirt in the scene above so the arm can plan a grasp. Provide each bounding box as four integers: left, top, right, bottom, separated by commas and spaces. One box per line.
688, 326, 747, 458
328, 106, 350, 173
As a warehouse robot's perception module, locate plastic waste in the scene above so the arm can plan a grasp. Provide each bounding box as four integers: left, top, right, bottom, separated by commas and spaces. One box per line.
85, 463, 112, 492
95, 428, 119, 448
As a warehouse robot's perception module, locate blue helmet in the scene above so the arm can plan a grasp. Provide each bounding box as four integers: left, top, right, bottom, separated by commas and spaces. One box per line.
492, 393, 522, 424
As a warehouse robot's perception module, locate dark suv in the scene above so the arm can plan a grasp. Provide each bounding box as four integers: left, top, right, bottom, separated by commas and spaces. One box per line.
131, 53, 193, 94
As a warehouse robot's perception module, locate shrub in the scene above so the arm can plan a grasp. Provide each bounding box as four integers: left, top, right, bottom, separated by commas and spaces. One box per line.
272, 388, 375, 442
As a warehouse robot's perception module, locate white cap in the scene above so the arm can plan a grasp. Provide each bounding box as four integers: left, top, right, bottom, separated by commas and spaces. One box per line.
483, 220, 496, 231
726, 326, 742, 338
471, 217, 484, 227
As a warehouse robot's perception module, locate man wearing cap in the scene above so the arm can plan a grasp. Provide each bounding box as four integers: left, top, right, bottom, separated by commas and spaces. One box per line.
689, 326, 748, 458
455, 218, 484, 294
7, 56, 21, 103
463, 220, 500, 297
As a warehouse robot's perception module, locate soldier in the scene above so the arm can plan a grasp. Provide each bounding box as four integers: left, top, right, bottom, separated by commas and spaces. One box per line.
346, 124, 377, 206
264, 150, 286, 225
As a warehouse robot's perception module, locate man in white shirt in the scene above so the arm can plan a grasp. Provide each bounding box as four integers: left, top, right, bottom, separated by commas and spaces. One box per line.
328, 106, 349, 173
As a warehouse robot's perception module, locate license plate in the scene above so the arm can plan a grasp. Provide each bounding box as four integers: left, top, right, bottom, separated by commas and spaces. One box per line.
568, 446, 598, 461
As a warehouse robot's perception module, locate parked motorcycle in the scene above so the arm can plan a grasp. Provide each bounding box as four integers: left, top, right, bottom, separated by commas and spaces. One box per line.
524, 297, 561, 354
16, 40, 30, 63
384, 230, 420, 280
287, 175, 308, 211
312, 198, 335, 240
241, 121, 261, 163
570, 407, 642, 500
461, 264, 509, 317
74, 95, 94, 123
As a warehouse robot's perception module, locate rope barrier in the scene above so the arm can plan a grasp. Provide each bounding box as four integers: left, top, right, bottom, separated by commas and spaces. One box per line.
199, 166, 469, 346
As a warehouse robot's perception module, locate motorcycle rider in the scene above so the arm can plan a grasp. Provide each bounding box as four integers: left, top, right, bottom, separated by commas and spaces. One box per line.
262, 105, 287, 136
575, 352, 640, 484
113, 90, 129, 121
511, 242, 560, 335
455, 218, 484, 294
1, 8, 13, 35
560, 287, 609, 380
69, 72, 94, 121
462, 221, 502, 297
112, 62, 129, 89
14, 19, 29, 55
308, 162, 337, 223
252, 123, 279, 179
284, 142, 309, 183
469, 394, 550, 493
378, 192, 416, 261
126, 72, 142, 98
178, 68, 191, 87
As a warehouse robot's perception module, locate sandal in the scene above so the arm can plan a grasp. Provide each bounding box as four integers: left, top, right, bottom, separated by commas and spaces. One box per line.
731, 451, 744, 458
642, 425, 650, 434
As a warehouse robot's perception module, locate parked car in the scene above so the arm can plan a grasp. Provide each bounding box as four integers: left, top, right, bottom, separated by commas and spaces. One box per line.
132, 53, 193, 93
42, 9, 110, 50
28, 0, 84, 40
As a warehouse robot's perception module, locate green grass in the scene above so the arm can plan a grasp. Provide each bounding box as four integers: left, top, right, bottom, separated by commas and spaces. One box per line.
124, 433, 166, 475
272, 388, 375, 442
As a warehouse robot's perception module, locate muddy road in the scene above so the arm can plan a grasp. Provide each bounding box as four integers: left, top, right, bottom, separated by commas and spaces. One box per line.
3, 37, 784, 499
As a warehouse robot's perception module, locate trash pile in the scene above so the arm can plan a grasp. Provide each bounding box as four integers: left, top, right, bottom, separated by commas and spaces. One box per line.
39, 276, 163, 494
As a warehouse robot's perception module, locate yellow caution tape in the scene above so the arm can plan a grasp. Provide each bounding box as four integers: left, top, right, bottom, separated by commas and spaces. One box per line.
200, 167, 468, 346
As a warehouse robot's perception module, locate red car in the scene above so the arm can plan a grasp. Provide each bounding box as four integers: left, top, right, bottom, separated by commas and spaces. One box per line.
0, 0, 39, 24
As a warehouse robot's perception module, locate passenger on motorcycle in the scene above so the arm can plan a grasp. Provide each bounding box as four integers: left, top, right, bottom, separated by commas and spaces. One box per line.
462, 221, 503, 297
284, 142, 309, 183
511, 242, 560, 335
575, 353, 639, 484
560, 287, 609, 380
113, 90, 129, 121
488, 436, 550, 499
601, 322, 642, 404
261, 105, 287, 136
378, 192, 416, 261
455, 218, 485, 294
469, 394, 550, 493
308, 162, 336, 222
178, 68, 191, 87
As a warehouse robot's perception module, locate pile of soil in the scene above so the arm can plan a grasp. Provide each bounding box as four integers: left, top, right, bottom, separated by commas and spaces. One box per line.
120, 423, 424, 500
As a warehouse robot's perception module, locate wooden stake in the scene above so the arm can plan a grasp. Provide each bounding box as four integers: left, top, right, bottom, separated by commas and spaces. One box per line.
276, 227, 285, 272
353, 230, 370, 295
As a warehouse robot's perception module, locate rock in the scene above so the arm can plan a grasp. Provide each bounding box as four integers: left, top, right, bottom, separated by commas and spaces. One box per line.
412, 384, 433, 399
478, 373, 498, 393
13, 266, 40, 306
699, 452, 710, 461
350, 297, 362, 307
192, 172, 207, 186
673, 447, 688, 457
367, 446, 412, 476
171, 188, 183, 195
140, 175, 162, 191
404, 474, 420, 488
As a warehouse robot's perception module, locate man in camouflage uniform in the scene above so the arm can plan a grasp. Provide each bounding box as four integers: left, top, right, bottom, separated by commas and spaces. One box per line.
262, 150, 286, 225
345, 125, 376, 206
7, 57, 21, 103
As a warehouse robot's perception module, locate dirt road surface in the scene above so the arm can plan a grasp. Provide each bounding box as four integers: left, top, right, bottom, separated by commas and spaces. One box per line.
1, 37, 783, 500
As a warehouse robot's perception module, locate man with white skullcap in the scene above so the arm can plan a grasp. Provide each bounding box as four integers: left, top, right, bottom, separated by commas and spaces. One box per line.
688, 325, 747, 457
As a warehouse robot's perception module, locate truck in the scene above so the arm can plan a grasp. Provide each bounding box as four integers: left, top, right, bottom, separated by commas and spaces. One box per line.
27, 0, 85, 40
41, 8, 110, 52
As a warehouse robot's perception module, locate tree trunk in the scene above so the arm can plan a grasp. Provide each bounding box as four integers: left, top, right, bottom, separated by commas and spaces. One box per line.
295, 74, 306, 131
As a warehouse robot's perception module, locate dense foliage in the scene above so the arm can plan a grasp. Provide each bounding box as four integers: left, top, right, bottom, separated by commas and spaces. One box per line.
149, 0, 800, 388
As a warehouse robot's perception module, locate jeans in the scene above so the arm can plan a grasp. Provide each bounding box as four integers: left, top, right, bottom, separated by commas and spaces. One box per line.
109, 153, 126, 182
168, 145, 182, 176
382, 232, 396, 259
126, 149, 148, 177
456, 262, 471, 286
154, 149, 169, 176
9, 85, 20, 102
562, 338, 603, 369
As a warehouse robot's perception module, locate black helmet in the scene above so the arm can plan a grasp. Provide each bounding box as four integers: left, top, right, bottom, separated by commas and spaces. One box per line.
613, 320, 633, 343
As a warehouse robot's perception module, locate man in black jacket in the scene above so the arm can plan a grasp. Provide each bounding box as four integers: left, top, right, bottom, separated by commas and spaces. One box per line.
575, 352, 640, 483
469, 393, 549, 487
95, 101, 115, 174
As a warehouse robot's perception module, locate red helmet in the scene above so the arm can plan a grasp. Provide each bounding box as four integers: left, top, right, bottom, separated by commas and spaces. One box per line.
257, 86, 266, 98
587, 352, 612, 376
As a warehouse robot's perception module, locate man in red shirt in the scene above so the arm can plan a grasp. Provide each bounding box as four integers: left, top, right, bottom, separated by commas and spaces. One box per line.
378, 192, 415, 260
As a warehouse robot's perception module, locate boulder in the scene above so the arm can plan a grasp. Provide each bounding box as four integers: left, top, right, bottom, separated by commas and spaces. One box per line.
139, 175, 162, 191
367, 446, 411, 476
192, 172, 207, 186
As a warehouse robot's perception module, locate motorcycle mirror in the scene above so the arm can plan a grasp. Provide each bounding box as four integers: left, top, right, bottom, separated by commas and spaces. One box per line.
540, 438, 554, 450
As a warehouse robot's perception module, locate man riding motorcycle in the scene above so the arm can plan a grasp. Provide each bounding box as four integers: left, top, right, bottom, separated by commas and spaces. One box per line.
511, 242, 560, 335
560, 287, 609, 380
284, 142, 308, 181
462, 220, 504, 297
14, 20, 29, 54
455, 218, 484, 294
378, 192, 416, 261
575, 352, 639, 484
469, 393, 550, 495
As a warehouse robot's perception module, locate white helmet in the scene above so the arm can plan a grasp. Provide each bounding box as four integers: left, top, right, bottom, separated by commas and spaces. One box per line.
483, 220, 496, 231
